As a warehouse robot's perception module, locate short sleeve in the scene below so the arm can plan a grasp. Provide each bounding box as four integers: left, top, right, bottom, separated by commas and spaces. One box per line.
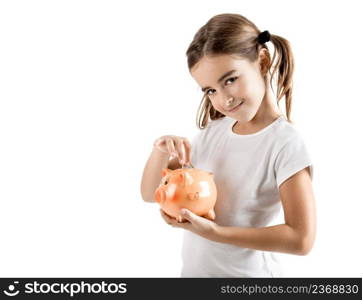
274, 135, 314, 188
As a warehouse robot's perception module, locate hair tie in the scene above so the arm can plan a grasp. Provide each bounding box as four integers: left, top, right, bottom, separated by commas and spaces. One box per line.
257, 30, 271, 44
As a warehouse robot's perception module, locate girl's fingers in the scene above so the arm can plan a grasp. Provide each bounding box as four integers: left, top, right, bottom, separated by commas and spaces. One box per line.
160, 209, 178, 225
160, 209, 171, 224
182, 145, 187, 165
154, 136, 191, 164
167, 139, 178, 158
182, 139, 191, 164
170, 139, 178, 158
153, 138, 166, 153
160, 210, 168, 221
163, 209, 176, 220
166, 139, 172, 155
175, 139, 186, 164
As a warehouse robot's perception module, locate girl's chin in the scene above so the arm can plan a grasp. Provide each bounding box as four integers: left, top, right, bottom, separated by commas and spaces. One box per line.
231, 113, 251, 123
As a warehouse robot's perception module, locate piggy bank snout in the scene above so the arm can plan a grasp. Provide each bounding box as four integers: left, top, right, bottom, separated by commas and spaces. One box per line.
155, 189, 162, 202
155, 188, 171, 203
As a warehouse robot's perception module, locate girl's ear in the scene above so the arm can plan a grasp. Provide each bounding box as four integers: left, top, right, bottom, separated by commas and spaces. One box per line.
259, 48, 271, 76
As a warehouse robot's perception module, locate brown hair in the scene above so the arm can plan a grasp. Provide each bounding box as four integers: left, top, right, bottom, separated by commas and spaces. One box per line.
186, 13, 295, 129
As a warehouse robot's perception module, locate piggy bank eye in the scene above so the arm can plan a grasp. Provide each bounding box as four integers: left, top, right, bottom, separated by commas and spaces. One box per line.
163, 175, 170, 185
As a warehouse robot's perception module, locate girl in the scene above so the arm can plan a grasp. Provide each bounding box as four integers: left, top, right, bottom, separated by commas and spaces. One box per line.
140, 13, 315, 277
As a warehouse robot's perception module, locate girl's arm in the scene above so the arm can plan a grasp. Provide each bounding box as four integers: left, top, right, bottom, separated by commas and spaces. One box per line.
214, 167, 316, 255
162, 167, 316, 256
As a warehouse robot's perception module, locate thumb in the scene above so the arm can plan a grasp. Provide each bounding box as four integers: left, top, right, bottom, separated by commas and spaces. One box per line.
181, 208, 198, 223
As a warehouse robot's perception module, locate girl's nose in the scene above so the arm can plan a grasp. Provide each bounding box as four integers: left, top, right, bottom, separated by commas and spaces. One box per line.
223, 96, 235, 110
226, 97, 235, 106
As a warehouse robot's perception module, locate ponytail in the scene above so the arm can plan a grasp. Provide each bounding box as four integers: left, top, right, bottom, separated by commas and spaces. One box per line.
269, 34, 295, 123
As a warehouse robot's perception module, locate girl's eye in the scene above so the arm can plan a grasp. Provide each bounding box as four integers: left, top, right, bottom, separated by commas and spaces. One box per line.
205, 77, 238, 96
226, 76, 237, 84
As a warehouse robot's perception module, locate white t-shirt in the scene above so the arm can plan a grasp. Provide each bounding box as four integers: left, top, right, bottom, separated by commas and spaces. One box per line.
181, 115, 313, 277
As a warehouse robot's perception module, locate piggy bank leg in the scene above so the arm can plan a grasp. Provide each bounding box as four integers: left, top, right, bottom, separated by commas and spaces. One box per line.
204, 209, 216, 221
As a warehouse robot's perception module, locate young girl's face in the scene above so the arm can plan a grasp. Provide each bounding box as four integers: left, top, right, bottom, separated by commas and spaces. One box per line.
190, 52, 270, 123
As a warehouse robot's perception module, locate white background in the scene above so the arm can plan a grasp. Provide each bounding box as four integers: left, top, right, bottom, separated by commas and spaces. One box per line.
0, 0, 361, 277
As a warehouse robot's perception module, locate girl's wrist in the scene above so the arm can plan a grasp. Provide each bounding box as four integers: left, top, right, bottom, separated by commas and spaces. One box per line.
211, 224, 228, 244
208, 223, 221, 242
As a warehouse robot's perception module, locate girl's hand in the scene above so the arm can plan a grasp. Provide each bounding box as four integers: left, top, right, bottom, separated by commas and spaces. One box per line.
153, 135, 191, 165
160, 208, 219, 241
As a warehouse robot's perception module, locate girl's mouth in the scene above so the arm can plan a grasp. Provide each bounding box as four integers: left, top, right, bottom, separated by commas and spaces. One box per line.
227, 101, 243, 113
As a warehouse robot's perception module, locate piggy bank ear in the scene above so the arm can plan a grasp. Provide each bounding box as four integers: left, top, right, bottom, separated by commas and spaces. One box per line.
176, 171, 194, 186
161, 168, 172, 177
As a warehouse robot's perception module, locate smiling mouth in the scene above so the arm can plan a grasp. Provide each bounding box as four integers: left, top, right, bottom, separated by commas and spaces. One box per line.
227, 102, 243, 112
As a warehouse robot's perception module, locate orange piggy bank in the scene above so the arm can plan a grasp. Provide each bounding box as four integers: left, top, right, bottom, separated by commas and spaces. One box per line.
154, 167, 217, 220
